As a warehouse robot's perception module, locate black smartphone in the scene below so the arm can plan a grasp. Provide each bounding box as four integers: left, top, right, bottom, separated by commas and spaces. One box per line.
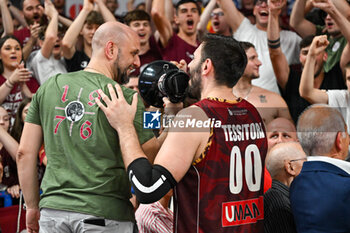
83, 218, 106, 227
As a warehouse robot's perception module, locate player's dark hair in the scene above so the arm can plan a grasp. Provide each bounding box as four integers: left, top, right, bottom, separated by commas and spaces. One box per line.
200, 34, 247, 88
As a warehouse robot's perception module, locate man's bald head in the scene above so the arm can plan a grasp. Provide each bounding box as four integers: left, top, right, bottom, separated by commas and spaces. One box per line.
266, 142, 306, 181
267, 117, 298, 149
91, 21, 139, 55
297, 104, 348, 157
88, 21, 141, 83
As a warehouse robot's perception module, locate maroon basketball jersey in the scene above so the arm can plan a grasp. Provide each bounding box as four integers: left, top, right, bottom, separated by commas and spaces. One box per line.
174, 98, 267, 233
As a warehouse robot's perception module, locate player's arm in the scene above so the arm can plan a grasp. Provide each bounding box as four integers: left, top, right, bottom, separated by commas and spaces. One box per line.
267, 0, 289, 91
96, 84, 202, 203
217, 0, 244, 33
17, 122, 42, 233
151, 0, 173, 48
140, 98, 183, 164
299, 35, 329, 104
140, 137, 159, 164
290, 0, 316, 38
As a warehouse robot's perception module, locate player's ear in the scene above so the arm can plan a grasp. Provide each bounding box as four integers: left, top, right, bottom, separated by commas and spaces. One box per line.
202, 58, 212, 76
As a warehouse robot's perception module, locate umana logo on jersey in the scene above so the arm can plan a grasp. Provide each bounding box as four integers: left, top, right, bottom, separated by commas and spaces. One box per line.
222, 196, 264, 227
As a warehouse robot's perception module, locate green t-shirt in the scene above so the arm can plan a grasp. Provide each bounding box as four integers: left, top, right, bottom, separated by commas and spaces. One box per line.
316, 25, 347, 73
26, 71, 154, 221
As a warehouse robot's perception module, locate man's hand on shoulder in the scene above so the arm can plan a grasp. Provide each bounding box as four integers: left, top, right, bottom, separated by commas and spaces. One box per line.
96, 83, 138, 132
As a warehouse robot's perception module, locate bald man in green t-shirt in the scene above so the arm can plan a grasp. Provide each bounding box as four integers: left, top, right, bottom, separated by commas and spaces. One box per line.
17, 21, 159, 233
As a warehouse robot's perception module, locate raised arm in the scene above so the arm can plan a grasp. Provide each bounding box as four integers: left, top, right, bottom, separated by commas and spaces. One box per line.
164, 0, 174, 28
94, 0, 116, 22
58, 15, 73, 27
22, 23, 41, 61
0, 0, 14, 36
314, 0, 350, 44
340, 44, 350, 75
41, 0, 59, 59
151, 0, 173, 47
216, 0, 244, 33
61, 0, 94, 59
145, 0, 152, 15
8, 4, 28, 28
127, 0, 136, 11
312, 0, 350, 76
290, 0, 316, 38
267, 0, 289, 91
331, 0, 350, 21
299, 35, 329, 104
197, 0, 216, 40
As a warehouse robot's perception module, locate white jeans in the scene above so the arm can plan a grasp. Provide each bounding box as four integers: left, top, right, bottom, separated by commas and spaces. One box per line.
39, 208, 136, 233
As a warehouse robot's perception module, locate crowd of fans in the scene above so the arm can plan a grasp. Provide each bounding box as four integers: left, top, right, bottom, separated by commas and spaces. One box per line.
0, 0, 350, 232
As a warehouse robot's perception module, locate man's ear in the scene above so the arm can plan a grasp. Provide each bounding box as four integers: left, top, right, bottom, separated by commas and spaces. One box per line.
284, 160, 296, 176
202, 58, 212, 76
105, 41, 118, 60
335, 131, 345, 152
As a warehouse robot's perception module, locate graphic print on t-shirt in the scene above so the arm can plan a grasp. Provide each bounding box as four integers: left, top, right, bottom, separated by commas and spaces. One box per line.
53, 85, 100, 140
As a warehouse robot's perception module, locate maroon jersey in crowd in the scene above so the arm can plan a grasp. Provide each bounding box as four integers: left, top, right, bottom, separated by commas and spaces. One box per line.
174, 97, 267, 233
0, 74, 39, 121
14, 27, 40, 51
13, 27, 31, 46
160, 34, 199, 65
130, 36, 163, 77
